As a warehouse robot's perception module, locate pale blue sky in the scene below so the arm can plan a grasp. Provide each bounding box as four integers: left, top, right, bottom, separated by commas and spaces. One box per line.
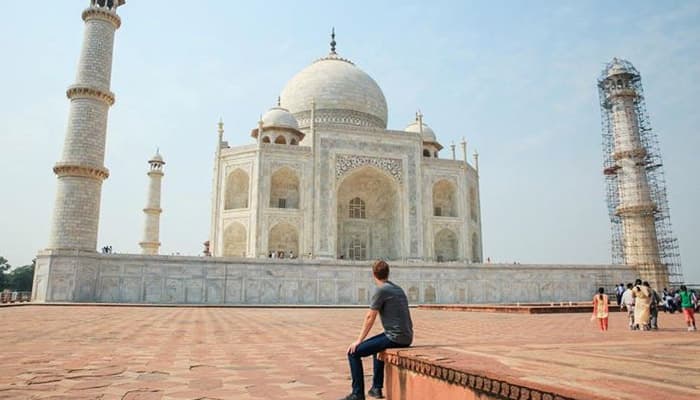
0, 1, 698, 283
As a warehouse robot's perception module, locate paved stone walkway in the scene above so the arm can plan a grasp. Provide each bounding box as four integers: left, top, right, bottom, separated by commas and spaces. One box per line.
0, 305, 698, 399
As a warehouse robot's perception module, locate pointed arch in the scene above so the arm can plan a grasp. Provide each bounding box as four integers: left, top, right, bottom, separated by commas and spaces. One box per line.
336, 165, 400, 260
270, 167, 300, 209
225, 169, 249, 209
223, 222, 247, 257
268, 222, 299, 256
433, 179, 457, 217
434, 228, 458, 262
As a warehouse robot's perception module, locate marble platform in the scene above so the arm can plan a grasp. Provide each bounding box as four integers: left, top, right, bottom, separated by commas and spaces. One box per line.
32, 250, 635, 304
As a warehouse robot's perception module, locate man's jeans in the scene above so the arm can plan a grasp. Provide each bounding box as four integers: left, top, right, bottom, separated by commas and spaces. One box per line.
348, 333, 409, 396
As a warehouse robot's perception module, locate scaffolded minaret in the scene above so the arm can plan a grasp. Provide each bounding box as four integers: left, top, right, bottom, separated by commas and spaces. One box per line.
47, 0, 125, 252
598, 58, 682, 289
139, 151, 165, 254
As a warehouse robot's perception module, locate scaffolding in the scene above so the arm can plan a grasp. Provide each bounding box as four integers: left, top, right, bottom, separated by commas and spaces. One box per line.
598, 59, 683, 287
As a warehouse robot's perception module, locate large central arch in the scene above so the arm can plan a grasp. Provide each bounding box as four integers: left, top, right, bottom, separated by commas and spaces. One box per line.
336, 166, 401, 260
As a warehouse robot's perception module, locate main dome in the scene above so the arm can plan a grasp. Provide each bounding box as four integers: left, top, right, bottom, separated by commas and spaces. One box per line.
279, 53, 388, 129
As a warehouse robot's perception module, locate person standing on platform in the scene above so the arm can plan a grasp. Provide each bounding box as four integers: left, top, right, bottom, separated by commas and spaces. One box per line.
633, 280, 652, 331
616, 283, 625, 306
592, 287, 609, 331
645, 281, 661, 330
678, 285, 697, 332
620, 283, 636, 330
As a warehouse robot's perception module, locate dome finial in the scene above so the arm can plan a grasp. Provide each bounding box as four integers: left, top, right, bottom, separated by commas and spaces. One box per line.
277, 96, 281, 107
330, 27, 337, 54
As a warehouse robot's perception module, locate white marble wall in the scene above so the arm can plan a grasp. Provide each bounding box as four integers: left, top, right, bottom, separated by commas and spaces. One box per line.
33, 251, 636, 305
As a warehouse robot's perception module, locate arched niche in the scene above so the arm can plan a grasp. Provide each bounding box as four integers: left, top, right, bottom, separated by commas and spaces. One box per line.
223, 222, 247, 257
269, 167, 300, 209
268, 222, 299, 256
225, 169, 249, 209
434, 228, 458, 262
336, 166, 401, 260
433, 180, 457, 217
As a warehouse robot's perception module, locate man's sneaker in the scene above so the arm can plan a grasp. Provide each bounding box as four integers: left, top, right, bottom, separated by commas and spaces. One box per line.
368, 387, 384, 398
688, 327, 694, 332
338, 394, 364, 400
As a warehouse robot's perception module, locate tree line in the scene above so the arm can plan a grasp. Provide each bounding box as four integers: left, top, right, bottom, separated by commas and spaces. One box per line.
0, 256, 35, 292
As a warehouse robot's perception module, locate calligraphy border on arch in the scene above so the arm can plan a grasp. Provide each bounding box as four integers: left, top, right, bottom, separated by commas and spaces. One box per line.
335, 154, 403, 183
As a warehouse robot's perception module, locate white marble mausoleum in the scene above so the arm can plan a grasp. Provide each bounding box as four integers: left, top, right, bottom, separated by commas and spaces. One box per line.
209, 35, 483, 264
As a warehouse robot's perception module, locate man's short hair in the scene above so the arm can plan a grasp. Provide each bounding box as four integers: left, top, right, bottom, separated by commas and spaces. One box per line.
372, 260, 389, 280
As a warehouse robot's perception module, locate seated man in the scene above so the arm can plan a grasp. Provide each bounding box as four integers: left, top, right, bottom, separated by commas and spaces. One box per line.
340, 260, 413, 400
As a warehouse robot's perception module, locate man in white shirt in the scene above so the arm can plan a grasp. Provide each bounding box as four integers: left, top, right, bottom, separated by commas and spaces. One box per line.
620, 282, 636, 330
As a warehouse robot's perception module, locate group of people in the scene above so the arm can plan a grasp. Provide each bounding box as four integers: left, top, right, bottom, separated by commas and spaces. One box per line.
660, 287, 699, 314
593, 280, 697, 332
267, 250, 296, 259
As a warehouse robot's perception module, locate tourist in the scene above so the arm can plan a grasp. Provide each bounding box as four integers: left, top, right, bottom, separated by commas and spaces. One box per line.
632, 280, 652, 331
677, 285, 697, 331
616, 283, 625, 306
664, 290, 676, 313
645, 281, 661, 330
592, 287, 609, 331
620, 283, 636, 330
340, 260, 413, 400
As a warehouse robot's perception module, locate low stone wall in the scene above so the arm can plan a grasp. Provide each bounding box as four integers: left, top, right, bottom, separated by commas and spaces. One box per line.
32, 250, 635, 305
381, 350, 575, 400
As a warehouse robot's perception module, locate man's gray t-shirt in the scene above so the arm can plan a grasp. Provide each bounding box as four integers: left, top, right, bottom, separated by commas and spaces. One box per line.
370, 281, 413, 345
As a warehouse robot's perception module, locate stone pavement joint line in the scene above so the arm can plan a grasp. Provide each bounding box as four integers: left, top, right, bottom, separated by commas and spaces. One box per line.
0, 306, 698, 399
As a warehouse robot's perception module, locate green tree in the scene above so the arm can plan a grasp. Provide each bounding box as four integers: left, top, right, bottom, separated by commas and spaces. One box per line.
0, 256, 10, 290
9, 260, 35, 292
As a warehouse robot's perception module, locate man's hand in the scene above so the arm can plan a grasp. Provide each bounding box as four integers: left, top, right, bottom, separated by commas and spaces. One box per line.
347, 340, 361, 354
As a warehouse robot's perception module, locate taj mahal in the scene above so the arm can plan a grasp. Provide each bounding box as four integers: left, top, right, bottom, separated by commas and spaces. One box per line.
32, 1, 658, 305
209, 31, 482, 264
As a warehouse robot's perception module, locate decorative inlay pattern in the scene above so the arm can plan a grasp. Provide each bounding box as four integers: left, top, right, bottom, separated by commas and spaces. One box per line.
294, 109, 386, 129
335, 154, 402, 183
268, 214, 302, 230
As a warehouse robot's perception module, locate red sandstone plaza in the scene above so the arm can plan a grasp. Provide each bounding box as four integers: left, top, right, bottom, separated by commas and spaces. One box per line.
0, 305, 698, 399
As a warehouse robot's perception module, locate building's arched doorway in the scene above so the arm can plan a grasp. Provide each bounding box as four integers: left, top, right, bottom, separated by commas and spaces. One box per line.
270, 167, 300, 209
223, 222, 247, 257
336, 166, 401, 260
432, 180, 457, 217
434, 228, 458, 262
268, 223, 299, 257
224, 169, 249, 209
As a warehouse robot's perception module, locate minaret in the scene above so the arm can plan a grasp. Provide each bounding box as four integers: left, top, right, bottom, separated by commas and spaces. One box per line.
47, 0, 125, 252
139, 151, 165, 254
598, 58, 678, 288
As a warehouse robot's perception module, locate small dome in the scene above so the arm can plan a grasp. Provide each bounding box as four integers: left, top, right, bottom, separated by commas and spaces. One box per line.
602, 58, 639, 79
262, 106, 299, 130
280, 54, 388, 129
405, 120, 437, 142
149, 150, 164, 164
